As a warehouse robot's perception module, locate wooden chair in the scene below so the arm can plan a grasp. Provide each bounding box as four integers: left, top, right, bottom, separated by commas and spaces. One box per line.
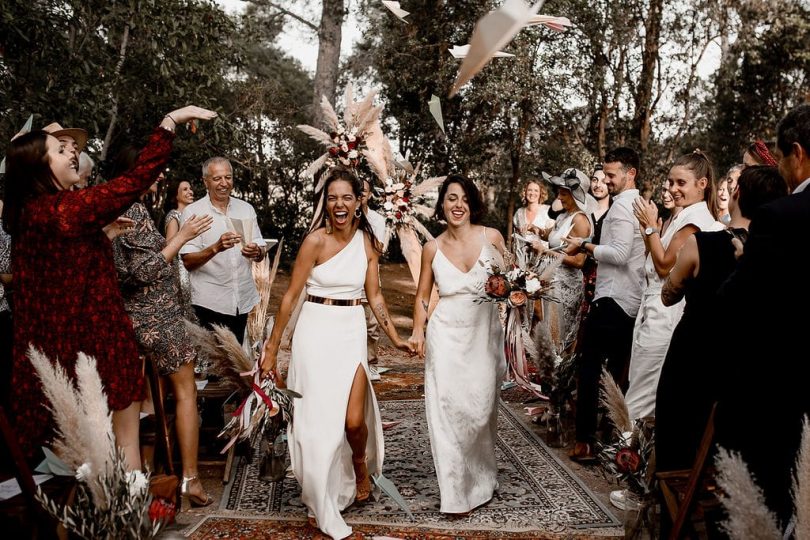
655, 402, 720, 540
143, 356, 176, 477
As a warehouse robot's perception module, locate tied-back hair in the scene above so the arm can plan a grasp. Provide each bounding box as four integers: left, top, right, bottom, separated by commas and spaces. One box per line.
315, 166, 382, 254
435, 174, 486, 224
110, 144, 160, 221
672, 149, 718, 217
1, 130, 56, 236
736, 166, 788, 219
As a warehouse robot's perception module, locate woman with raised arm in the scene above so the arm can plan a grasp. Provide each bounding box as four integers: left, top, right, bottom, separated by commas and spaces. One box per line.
2, 106, 216, 467
259, 167, 411, 540
409, 175, 507, 515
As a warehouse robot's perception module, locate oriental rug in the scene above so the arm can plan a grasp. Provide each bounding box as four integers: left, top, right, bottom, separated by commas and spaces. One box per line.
196, 400, 619, 537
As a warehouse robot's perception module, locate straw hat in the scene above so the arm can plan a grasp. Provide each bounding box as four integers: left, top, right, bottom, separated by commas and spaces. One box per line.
42, 122, 88, 152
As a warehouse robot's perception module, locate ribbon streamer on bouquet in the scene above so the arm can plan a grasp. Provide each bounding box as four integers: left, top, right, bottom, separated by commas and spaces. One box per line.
504, 306, 548, 400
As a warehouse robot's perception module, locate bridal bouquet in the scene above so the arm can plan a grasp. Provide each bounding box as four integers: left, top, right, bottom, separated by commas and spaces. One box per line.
480, 252, 562, 399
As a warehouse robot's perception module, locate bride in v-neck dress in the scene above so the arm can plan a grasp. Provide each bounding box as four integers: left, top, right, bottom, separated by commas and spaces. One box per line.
409, 176, 507, 514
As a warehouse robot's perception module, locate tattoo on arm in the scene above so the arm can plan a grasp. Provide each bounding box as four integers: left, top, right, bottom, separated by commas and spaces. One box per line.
661, 276, 685, 306
375, 301, 390, 329
421, 300, 429, 314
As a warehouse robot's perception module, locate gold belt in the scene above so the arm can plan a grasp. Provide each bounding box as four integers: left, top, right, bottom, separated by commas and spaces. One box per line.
306, 294, 362, 306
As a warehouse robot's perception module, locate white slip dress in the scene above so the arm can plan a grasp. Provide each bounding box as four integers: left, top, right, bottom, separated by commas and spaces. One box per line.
287, 229, 384, 540
424, 229, 507, 513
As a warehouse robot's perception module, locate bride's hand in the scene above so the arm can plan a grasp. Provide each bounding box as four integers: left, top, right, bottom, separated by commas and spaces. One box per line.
408, 333, 425, 359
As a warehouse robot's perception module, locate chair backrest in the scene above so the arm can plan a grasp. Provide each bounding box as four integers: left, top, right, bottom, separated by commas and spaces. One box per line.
0, 405, 39, 509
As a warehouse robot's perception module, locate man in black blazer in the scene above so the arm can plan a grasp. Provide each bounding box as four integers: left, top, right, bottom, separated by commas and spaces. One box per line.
717, 103, 810, 527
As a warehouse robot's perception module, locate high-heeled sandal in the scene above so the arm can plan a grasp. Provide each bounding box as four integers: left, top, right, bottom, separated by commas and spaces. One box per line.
181, 475, 214, 508
352, 457, 372, 503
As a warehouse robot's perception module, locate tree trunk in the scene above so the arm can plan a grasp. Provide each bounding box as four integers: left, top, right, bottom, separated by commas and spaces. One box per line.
100, 24, 130, 162
311, 0, 344, 127
632, 0, 663, 156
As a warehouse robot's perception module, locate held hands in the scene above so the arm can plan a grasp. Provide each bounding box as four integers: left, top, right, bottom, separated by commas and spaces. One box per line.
408, 332, 425, 359
632, 197, 659, 229
178, 214, 213, 242
241, 242, 263, 261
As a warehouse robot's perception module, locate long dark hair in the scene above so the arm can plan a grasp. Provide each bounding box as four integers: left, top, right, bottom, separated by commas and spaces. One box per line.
318, 166, 382, 253
160, 178, 188, 231
109, 144, 161, 222
2, 130, 57, 236
435, 174, 486, 224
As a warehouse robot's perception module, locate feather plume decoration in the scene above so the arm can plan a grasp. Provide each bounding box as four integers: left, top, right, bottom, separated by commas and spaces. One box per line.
599, 368, 632, 434
410, 218, 435, 242
793, 416, 810, 540
211, 324, 254, 375
320, 95, 341, 132
73, 354, 114, 507
715, 448, 782, 540
27, 346, 85, 468
361, 148, 389, 185
355, 104, 383, 137
343, 83, 355, 125
411, 176, 446, 197
296, 124, 334, 146
352, 89, 379, 130
302, 153, 329, 180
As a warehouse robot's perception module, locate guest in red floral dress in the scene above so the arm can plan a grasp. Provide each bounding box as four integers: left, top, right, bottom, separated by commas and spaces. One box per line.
1, 106, 217, 467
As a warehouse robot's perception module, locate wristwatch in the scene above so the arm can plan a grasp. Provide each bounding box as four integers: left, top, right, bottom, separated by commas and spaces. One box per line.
644, 226, 659, 236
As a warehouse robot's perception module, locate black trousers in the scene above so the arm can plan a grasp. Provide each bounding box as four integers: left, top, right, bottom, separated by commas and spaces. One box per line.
193, 305, 249, 345
574, 297, 635, 443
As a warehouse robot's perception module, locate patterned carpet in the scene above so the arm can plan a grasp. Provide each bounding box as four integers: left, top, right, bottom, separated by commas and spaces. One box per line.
187, 400, 619, 538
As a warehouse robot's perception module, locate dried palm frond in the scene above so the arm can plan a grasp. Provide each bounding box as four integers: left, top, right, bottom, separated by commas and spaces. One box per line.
409, 218, 434, 242
410, 176, 446, 197
715, 447, 781, 540
296, 124, 334, 146
793, 416, 810, 540
211, 324, 254, 376
536, 253, 564, 282
320, 95, 341, 132
599, 368, 632, 434
27, 346, 85, 468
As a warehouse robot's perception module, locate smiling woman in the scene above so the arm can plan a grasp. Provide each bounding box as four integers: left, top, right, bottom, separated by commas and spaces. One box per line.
0, 105, 217, 467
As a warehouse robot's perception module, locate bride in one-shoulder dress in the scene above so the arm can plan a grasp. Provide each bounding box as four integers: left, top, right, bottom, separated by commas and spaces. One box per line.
261, 169, 411, 539
410, 176, 507, 514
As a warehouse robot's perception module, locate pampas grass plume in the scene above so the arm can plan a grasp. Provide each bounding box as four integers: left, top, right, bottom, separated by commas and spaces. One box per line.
715, 447, 781, 540
599, 368, 632, 434
27, 346, 85, 467
212, 324, 254, 375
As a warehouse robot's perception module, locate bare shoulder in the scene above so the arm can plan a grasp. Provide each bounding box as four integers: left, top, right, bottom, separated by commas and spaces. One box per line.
301, 228, 326, 252
422, 235, 439, 260
484, 226, 505, 248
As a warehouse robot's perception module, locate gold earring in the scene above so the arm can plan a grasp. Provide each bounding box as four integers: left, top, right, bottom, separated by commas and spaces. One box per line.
325, 217, 332, 234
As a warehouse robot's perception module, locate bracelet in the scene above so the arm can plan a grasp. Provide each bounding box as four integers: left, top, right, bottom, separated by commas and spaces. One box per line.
580, 241, 589, 253
164, 113, 178, 126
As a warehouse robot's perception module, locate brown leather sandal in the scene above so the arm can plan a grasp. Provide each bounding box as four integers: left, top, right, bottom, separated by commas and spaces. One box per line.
568, 442, 598, 463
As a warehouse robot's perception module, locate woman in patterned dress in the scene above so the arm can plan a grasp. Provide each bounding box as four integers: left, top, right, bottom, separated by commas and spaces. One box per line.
1, 106, 216, 467
162, 178, 196, 318
110, 147, 214, 504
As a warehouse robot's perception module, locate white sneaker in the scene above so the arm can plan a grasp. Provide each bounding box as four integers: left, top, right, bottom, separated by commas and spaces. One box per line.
610, 489, 640, 511
369, 365, 381, 382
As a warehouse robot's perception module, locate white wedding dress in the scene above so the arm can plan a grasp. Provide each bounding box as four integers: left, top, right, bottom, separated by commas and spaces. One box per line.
287, 230, 384, 540
425, 229, 506, 513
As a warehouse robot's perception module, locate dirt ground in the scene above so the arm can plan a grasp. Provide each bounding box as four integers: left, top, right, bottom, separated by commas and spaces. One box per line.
175, 262, 630, 537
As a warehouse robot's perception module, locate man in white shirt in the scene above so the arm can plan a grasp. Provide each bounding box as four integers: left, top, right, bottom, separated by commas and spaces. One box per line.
361, 179, 388, 374
180, 157, 265, 344
564, 147, 646, 462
